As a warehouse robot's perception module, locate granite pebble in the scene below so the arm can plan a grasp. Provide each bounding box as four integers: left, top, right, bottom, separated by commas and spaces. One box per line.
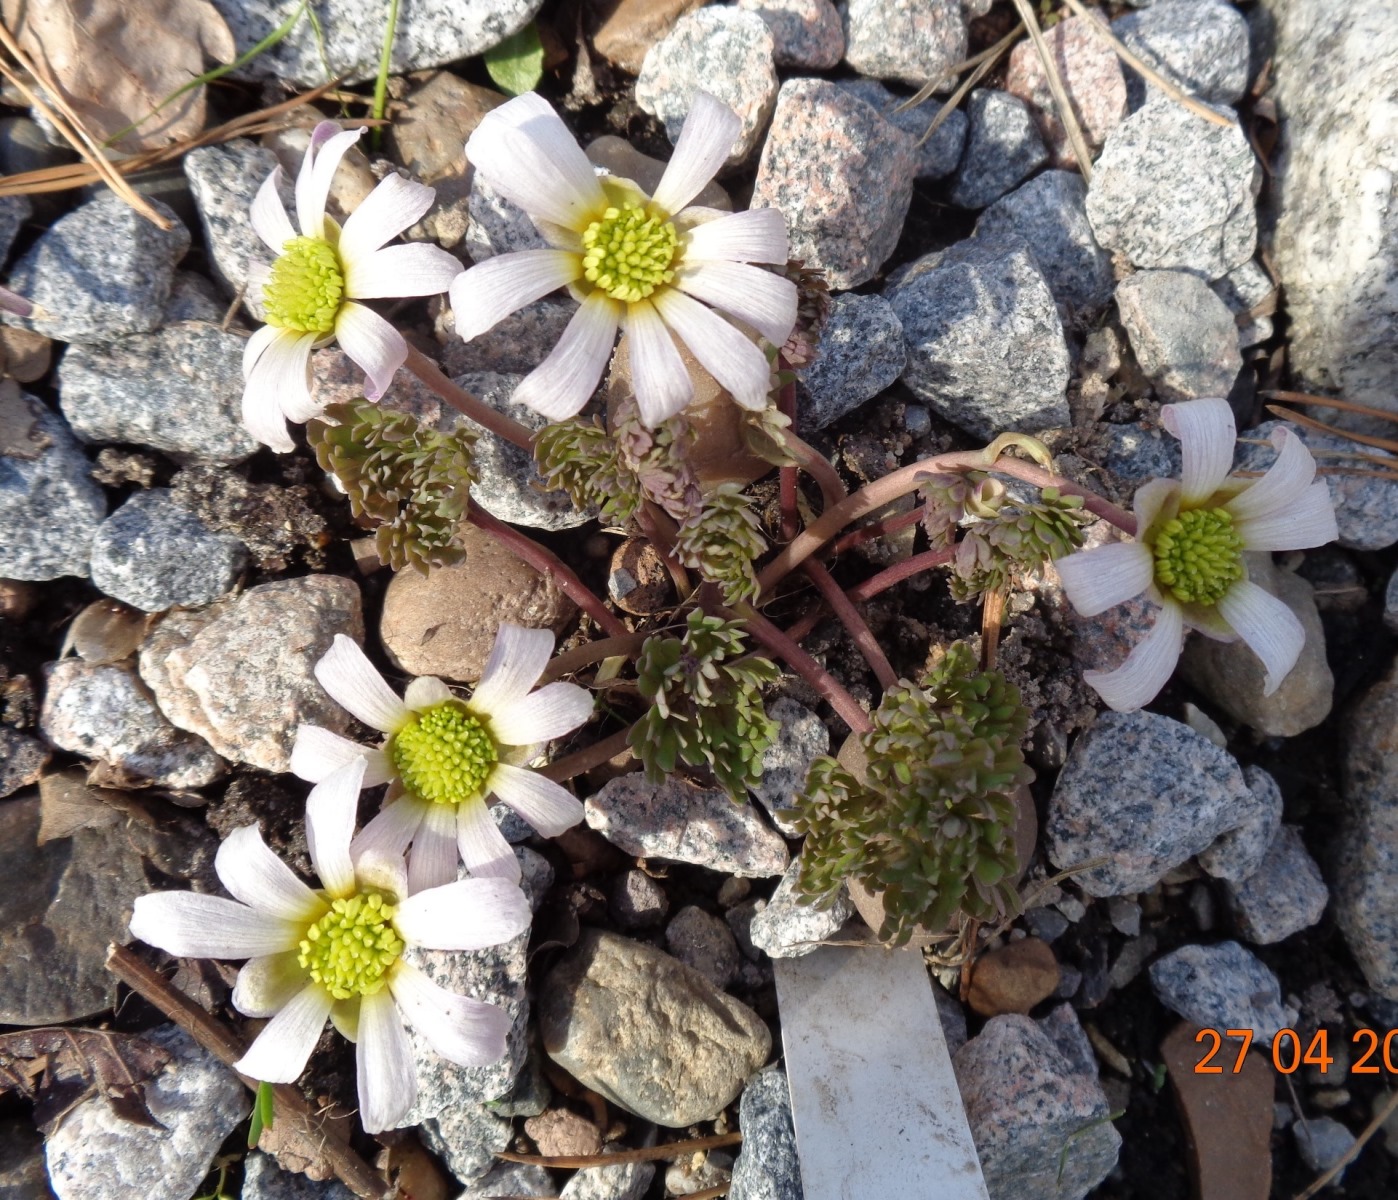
1226, 825, 1329, 945
948, 90, 1049, 210
842, 0, 966, 88
183, 139, 285, 315
728, 1067, 802, 1200
1113, 0, 1251, 108
750, 696, 829, 834
795, 292, 905, 429
1149, 941, 1298, 1046
666, 905, 741, 989
1197, 764, 1284, 884
737, 0, 842, 68
749, 859, 852, 959
1116, 269, 1242, 400
835, 78, 967, 181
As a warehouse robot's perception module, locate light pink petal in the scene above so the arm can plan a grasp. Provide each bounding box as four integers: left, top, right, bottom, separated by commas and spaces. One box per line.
296, 123, 365, 239
456, 799, 522, 883
1224, 425, 1317, 521
1216, 579, 1307, 696
306, 758, 365, 900
389, 963, 512, 1067
315, 634, 411, 733
242, 322, 280, 377
624, 299, 692, 426
337, 173, 436, 264
232, 952, 305, 1018
291, 725, 390, 786
250, 166, 295, 253
1132, 477, 1179, 538
487, 681, 593, 747
333, 301, 407, 401
356, 989, 416, 1133
242, 329, 317, 452
343, 242, 462, 301
682, 208, 789, 265
1161, 398, 1236, 505
487, 763, 585, 838
469, 624, 555, 716
651, 91, 741, 214
450, 249, 581, 341
394, 875, 532, 950
510, 292, 620, 420
352, 796, 429, 864
129, 892, 303, 959
653, 287, 772, 410
404, 675, 453, 711
407, 801, 460, 895
236, 982, 333, 1083
1084, 600, 1185, 712
674, 260, 798, 347
1052, 541, 1154, 617
1235, 480, 1338, 551
215, 825, 323, 922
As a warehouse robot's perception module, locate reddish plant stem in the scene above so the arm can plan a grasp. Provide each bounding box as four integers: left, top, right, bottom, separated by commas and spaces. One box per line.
539, 726, 635, 782
830, 502, 928, 556
404, 347, 535, 451
846, 547, 956, 603
781, 607, 823, 646
802, 559, 898, 689
541, 631, 654, 682
636, 500, 692, 596
467, 503, 630, 639
786, 431, 848, 511
777, 377, 800, 542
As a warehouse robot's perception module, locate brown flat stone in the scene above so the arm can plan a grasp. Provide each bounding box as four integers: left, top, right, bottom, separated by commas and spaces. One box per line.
967, 937, 1061, 1017
593, 0, 708, 74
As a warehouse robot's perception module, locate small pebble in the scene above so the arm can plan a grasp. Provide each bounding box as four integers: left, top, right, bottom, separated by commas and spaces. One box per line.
1149, 941, 1298, 1046
948, 90, 1049, 210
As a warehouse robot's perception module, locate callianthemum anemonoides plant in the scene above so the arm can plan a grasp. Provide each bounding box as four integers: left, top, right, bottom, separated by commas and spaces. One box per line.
129, 774, 531, 1132
242, 121, 462, 451
449, 90, 798, 425
292, 625, 592, 892
1053, 397, 1339, 711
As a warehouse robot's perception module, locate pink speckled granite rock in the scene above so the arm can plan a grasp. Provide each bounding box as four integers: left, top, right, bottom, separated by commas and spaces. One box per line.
1005, 16, 1128, 169
842, 0, 966, 88
737, 0, 843, 68
751, 78, 917, 289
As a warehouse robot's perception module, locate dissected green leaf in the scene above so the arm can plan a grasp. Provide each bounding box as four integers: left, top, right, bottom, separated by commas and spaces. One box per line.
484, 23, 545, 97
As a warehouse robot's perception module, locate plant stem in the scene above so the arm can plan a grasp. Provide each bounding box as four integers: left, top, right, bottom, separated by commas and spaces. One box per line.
539, 725, 635, 782
829, 501, 927, 555
369, 0, 401, 151
802, 560, 898, 689
541, 631, 655, 682
403, 347, 536, 450
846, 547, 956, 603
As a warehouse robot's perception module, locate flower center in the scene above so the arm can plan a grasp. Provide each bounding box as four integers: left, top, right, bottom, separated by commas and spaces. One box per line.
263, 236, 344, 333
1152, 506, 1245, 605
298, 891, 404, 1000
580, 203, 678, 303
390, 700, 498, 807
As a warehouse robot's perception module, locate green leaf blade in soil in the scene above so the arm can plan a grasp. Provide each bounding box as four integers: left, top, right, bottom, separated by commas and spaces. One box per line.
484, 23, 545, 96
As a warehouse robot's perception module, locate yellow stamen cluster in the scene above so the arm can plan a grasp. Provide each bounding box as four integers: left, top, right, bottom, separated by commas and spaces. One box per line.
1153, 506, 1245, 605
390, 700, 498, 807
581, 203, 678, 303
297, 892, 404, 1000
263, 236, 344, 333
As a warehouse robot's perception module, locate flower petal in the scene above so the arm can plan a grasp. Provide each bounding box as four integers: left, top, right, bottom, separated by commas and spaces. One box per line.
129, 892, 303, 959
674, 260, 798, 347
469, 624, 555, 717
1161, 397, 1236, 506
307, 758, 365, 900
394, 876, 532, 950
389, 963, 512, 1068
653, 287, 772, 410
651, 90, 741, 214
334, 301, 407, 401
455, 800, 521, 883
296, 124, 365, 239
352, 796, 429, 864
291, 725, 390, 786
407, 801, 460, 896
236, 982, 333, 1084
1216, 578, 1307, 696
216, 825, 323, 922
250, 166, 295, 253
624, 299, 693, 425
232, 952, 306, 1018
1235, 480, 1338, 551
1224, 425, 1317, 521
487, 763, 585, 838
510, 292, 620, 420
1084, 600, 1185, 712
1132, 476, 1179, 538
242, 322, 280, 377
338, 173, 436, 264
356, 989, 416, 1133
242, 329, 317, 452
330, 997, 360, 1043
449, 249, 581, 341
404, 675, 453, 711
315, 634, 411, 733
466, 93, 607, 230
343, 242, 462, 302
682, 207, 789, 265
488, 681, 593, 747
1052, 541, 1154, 617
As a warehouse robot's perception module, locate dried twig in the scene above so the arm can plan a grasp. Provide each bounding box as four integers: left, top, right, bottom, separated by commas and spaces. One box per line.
1262, 389, 1398, 426
893, 27, 1024, 116
538, 726, 634, 783
1293, 1087, 1398, 1200
1010, 0, 1094, 179
497, 1131, 742, 1168
912, 24, 1025, 148
1264, 405, 1398, 455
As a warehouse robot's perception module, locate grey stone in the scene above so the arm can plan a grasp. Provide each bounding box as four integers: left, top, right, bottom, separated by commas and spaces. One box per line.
539, 929, 772, 1127
749, 859, 851, 959
726, 898, 764, 962
1148, 941, 1298, 1045
45, 1026, 245, 1200
1098, 420, 1183, 490
58, 323, 258, 464
954, 1014, 1121, 1200
0, 195, 31, 265
40, 659, 224, 788
889, 235, 1071, 439
1235, 418, 1398, 552
752, 78, 917, 289
0, 115, 73, 176
440, 298, 577, 376
1264, 0, 1398, 427
419, 1104, 512, 1187
463, 172, 551, 263
0, 1117, 49, 1200
1108, 932, 1158, 991
1024, 906, 1071, 944
1211, 259, 1275, 347
610, 869, 670, 930
517, 845, 554, 912
1115, 270, 1242, 400
0, 797, 214, 1024
4, 196, 188, 344
209, 0, 544, 87
737, 0, 843, 68
1386, 568, 1398, 633
89, 490, 245, 613
750, 696, 828, 834
935, 983, 969, 1056
1108, 897, 1143, 937
1114, 0, 1251, 107
729, 1067, 802, 1200
666, 905, 741, 989
240, 1151, 354, 1200
795, 293, 905, 430
0, 727, 48, 798
138, 575, 364, 773
1294, 1117, 1357, 1181
0, 394, 105, 580
183, 139, 286, 312
559, 1160, 655, 1200
1045, 709, 1259, 896
163, 272, 226, 324
636, 9, 779, 164
975, 171, 1114, 313
1226, 825, 1329, 945
1037, 1004, 1099, 1082
948, 91, 1049, 211
1197, 765, 1283, 883
835, 78, 968, 181
1086, 99, 1257, 279
458, 1162, 556, 1199
586, 774, 789, 877
843, 0, 966, 88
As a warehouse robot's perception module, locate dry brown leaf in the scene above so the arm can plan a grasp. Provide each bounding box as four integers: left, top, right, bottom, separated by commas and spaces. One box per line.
257, 1092, 357, 1184
2, 0, 236, 152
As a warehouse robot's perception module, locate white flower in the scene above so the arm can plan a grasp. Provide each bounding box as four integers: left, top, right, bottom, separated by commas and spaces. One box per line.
449, 91, 798, 427
292, 625, 592, 894
129, 774, 531, 1133
243, 121, 464, 453
1053, 397, 1339, 712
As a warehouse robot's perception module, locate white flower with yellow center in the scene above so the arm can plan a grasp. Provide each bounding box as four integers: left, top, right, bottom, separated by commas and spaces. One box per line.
128, 772, 531, 1133
449, 90, 798, 427
1053, 397, 1339, 711
242, 121, 464, 453
291, 625, 592, 893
